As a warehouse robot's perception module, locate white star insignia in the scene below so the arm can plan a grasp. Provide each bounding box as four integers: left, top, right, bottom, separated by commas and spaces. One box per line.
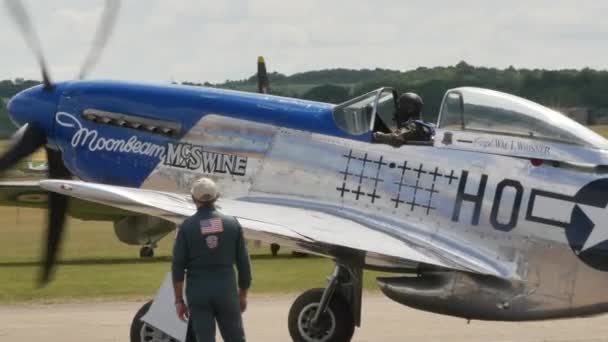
577, 203, 608, 252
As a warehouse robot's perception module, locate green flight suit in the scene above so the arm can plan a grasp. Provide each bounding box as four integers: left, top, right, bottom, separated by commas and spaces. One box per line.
172, 206, 252, 342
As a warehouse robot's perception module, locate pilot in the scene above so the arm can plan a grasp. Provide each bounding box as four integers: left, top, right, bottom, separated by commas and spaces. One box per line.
373, 92, 434, 147
172, 177, 252, 342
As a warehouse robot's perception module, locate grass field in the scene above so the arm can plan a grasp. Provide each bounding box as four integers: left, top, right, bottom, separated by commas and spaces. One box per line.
0, 143, 391, 304
0, 207, 391, 304
2, 125, 608, 304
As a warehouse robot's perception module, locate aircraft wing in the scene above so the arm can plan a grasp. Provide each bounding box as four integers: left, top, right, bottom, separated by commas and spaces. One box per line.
0, 180, 47, 209
0, 180, 129, 220
39, 179, 514, 279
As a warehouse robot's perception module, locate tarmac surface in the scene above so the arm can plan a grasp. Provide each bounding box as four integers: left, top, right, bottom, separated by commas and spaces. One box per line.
1, 293, 608, 342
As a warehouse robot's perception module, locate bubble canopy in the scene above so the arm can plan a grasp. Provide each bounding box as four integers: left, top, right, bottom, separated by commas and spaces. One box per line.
438, 87, 608, 150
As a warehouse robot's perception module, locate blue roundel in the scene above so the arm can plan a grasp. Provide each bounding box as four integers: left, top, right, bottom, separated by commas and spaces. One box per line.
567, 178, 608, 271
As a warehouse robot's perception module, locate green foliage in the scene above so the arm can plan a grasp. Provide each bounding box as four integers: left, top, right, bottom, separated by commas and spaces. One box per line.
0, 79, 41, 138
300, 84, 351, 103
0, 78, 40, 98
206, 63, 608, 123
3, 64, 608, 136
0, 104, 17, 138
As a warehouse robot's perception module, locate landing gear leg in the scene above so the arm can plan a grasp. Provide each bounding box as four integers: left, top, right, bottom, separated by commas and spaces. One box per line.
288, 261, 363, 342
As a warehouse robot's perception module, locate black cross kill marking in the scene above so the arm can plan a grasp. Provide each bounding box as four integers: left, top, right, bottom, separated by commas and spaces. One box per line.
423, 183, 439, 214
336, 150, 356, 197
413, 163, 427, 179
351, 187, 366, 199
406, 180, 424, 211
352, 153, 372, 200
391, 160, 410, 208
444, 170, 458, 185
356, 153, 371, 181
429, 167, 443, 182
366, 156, 386, 203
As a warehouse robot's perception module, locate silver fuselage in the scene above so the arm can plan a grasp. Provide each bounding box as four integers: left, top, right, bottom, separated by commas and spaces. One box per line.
135, 112, 608, 320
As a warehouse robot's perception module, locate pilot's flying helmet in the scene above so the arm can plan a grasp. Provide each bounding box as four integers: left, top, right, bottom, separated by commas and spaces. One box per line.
397, 92, 423, 121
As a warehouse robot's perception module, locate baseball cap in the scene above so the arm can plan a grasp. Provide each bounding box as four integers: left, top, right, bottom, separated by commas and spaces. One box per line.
191, 177, 219, 202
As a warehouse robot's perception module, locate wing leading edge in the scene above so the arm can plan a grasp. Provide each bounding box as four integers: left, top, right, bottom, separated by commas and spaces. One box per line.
39, 179, 515, 278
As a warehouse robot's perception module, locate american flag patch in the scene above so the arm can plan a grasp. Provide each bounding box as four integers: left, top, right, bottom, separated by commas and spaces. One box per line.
200, 218, 224, 235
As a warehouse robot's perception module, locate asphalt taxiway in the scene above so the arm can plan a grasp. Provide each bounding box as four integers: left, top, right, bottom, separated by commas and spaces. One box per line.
1, 293, 607, 341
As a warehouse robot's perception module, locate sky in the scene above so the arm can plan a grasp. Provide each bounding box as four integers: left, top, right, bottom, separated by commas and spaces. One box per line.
1, 0, 607, 84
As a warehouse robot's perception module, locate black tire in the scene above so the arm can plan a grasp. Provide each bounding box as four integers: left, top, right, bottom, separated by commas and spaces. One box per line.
140, 246, 154, 258
130, 300, 152, 342
288, 288, 355, 342
130, 300, 183, 342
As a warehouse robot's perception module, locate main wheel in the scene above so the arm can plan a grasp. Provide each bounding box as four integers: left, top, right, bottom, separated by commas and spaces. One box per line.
140, 246, 154, 258
130, 300, 178, 342
288, 288, 355, 342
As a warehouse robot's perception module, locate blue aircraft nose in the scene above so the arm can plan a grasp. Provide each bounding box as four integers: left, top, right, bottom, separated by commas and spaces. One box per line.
7, 84, 62, 134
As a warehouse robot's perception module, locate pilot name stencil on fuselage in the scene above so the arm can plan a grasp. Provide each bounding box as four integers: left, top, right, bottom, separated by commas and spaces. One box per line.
474, 137, 551, 155
164, 142, 248, 176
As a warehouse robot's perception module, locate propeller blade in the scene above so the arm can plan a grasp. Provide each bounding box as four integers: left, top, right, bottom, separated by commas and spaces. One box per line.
77, 0, 121, 80
4, 0, 117, 284
3, 0, 52, 89
40, 148, 71, 285
257, 56, 270, 94
46, 147, 71, 179
0, 123, 46, 173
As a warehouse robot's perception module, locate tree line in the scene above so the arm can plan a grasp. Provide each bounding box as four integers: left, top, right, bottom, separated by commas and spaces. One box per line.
222, 62, 608, 122
2, 62, 608, 138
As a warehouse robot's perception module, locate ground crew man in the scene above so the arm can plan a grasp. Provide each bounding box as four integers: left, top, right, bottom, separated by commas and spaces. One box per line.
172, 177, 252, 342
373, 92, 434, 147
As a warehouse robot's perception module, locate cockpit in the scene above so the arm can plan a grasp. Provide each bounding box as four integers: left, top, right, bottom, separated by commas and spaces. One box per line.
332, 86, 608, 152
438, 87, 608, 150
332, 88, 398, 136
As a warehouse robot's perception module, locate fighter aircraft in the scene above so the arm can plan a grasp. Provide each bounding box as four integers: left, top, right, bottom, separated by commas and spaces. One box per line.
6, 1, 608, 342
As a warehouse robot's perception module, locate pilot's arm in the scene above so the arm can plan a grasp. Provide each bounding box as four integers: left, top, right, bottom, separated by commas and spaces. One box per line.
372, 130, 407, 147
